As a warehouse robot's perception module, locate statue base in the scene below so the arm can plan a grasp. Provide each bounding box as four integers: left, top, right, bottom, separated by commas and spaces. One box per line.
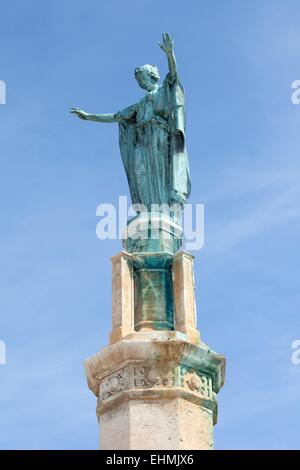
84, 249, 225, 450
85, 332, 225, 450
122, 212, 183, 255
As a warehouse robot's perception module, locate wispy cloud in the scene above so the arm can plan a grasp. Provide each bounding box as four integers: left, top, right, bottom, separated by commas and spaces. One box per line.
205, 169, 300, 252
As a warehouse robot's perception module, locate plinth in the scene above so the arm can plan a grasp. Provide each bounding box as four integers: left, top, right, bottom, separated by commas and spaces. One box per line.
85, 213, 225, 450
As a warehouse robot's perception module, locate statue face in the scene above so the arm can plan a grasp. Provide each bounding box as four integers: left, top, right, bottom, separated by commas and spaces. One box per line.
135, 69, 159, 92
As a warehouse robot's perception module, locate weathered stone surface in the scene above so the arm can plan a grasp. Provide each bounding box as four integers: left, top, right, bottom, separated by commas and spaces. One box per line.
100, 398, 213, 450
85, 332, 225, 448
110, 252, 134, 345
87, 247, 225, 449
86, 249, 224, 449
173, 251, 200, 344
110, 250, 202, 339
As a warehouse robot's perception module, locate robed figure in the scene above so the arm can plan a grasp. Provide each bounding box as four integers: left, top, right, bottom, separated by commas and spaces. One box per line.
71, 33, 191, 212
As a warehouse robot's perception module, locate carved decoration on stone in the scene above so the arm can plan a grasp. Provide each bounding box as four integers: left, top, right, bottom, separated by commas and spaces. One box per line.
182, 369, 213, 399
97, 364, 214, 403
134, 366, 174, 388
99, 367, 129, 400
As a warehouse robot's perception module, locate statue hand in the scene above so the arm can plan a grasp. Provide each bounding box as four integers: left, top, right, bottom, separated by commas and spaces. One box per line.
158, 32, 174, 56
70, 107, 89, 120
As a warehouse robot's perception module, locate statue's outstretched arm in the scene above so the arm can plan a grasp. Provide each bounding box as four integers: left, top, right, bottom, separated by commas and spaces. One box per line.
70, 108, 121, 123
158, 33, 177, 80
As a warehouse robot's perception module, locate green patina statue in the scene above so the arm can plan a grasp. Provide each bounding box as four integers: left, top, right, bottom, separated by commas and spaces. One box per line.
70, 33, 191, 212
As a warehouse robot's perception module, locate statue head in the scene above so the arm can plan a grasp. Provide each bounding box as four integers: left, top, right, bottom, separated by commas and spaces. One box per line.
134, 64, 160, 92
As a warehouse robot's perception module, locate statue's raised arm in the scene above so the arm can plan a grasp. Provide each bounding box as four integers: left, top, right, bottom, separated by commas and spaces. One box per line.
158, 33, 177, 81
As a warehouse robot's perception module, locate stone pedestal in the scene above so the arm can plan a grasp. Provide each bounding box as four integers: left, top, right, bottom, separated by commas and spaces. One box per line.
85, 214, 225, 449
85, 332, 224, 450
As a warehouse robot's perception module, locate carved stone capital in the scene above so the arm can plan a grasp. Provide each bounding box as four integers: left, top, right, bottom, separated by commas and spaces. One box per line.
86, 333, 225, 425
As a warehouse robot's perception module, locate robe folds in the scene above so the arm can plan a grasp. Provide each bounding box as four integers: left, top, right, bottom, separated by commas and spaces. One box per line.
116, 73, 191, 211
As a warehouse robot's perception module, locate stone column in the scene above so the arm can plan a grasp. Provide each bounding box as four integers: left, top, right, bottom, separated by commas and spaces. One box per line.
109, 252, 134, 345
173, 251, 200, 345
85, 214, 225, 450
85, 333, 225, 450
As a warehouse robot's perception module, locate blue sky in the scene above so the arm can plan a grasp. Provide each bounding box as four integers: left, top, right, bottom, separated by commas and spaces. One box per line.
1, 0, 300, 449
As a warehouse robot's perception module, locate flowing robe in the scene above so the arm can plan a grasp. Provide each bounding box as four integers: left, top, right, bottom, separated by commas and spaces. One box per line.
116, 73, 191, 211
